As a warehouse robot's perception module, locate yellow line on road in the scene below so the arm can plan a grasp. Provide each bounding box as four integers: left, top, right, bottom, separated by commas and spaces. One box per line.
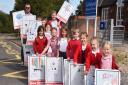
0, 58, 16, 62
15, 55, 21, 60
2, 70, 27, 80
0, 61, 14, 64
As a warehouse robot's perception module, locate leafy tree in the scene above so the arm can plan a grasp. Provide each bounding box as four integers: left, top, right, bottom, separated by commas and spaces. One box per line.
14, 0, 64, 18
0, 11, 14, 33
76, 1, 83, 16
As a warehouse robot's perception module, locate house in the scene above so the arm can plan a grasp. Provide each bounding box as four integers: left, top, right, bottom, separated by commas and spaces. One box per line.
97, 0, 128, 45
123, 0, 128, 40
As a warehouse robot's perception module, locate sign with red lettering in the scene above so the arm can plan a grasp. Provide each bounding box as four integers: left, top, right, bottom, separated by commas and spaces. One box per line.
95, 69, 120, 85
57, 1, 74, 23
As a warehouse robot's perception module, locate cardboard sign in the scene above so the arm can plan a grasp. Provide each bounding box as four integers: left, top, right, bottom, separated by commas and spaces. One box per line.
26, 20, 42, 45
95, 69, 121, 85
63, 59, 73, 85
69, 64, 85, 85
23, 45, 34, 66
20, 15, 36, 38
45, 57, 63, 85
57, 1, 74, 23
12, 10, 25, 29
28, 55, 46, 85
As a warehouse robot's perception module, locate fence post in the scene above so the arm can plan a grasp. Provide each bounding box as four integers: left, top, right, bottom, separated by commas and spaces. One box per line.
110, 19, 114, 45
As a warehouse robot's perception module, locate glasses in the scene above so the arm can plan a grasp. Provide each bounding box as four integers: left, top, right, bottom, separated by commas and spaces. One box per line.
25, 7, 30, 9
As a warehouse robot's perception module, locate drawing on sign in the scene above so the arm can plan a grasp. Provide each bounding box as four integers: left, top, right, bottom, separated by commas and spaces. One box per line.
95, 69, 120, 85
45, 57, 63, 85
57, 1, 74, 23
28, 56, 45, 85
69, 64, 85, 85
12, 10, 25, 29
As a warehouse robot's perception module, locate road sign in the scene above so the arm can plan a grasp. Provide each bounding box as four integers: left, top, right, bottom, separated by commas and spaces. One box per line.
85, 0, 97, 18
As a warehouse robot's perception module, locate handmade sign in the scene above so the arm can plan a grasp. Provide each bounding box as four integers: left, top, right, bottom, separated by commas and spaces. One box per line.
28, 55, 46, 85
23, 45, 34, 66
12, 10, 25, 29
57, 1, 74, 23
45, 57, 63, 85
95, 69, 120, 85
69, 64, 85, 85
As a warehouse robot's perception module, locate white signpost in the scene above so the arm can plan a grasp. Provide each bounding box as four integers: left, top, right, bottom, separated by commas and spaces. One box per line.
23, 45, 34, 66
28, 55, 46, 85
69, 64, 85, 85
95, 69, 121, 85
57, 1, 74, 23
12, 10, 25, 29
45, 57, 63, 85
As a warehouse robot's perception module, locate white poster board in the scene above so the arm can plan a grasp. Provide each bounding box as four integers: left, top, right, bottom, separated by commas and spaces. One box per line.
56, 1, 74, 23
26, 20, 37, 45
63, 59, 73, 85
28, 55, 46, 85
23, 45, 34, 66
69, 64, 85, 85
95, 69, 120, 85
45, 57, 63, 85
20, 15, 36, 38
12, 10, 25, 29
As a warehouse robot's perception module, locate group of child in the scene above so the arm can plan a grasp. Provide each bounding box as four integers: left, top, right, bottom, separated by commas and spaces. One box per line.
33, 10, 119, 85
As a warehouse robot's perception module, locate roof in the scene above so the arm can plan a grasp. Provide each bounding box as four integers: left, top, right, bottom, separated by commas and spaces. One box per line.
98, 0, 117, 7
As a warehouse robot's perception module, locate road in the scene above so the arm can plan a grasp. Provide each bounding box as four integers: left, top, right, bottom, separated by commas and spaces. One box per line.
0, 34, 27, 85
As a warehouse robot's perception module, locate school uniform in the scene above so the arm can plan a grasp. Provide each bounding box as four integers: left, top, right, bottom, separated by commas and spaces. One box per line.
33, 36, 48, 54
66, 39, 82, 64
96, 54, 119, 70
47, 37, 59, 57
86, 49, 102, 85
58, 38, 68, 59
81, 43, 91, 64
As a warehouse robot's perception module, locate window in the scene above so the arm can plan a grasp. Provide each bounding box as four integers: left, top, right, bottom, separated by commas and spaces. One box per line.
116, 0, 124, 25
101, 8, 109, 21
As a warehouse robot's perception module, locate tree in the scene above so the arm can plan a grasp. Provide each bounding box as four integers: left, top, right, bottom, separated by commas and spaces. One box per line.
76, 1, 83, 16
0, 11, 14, 33
13, 0, 64, 18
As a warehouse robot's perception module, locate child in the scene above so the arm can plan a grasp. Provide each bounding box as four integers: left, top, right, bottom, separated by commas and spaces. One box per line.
97, 41, 119, 70
33, 26, 49, 56
42, 17, 47, 28
85, 37, 101, 85
48, 10, 62, 37
66, 28, 82, 64
44, 22, 52, 40
47, 28, 59, 57
58, 28, 68, 59
80, 32, 91, 64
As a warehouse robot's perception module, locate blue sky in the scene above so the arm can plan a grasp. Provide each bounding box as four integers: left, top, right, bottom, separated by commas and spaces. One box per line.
0, 0, 15, 14
68, 0, 81, 14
